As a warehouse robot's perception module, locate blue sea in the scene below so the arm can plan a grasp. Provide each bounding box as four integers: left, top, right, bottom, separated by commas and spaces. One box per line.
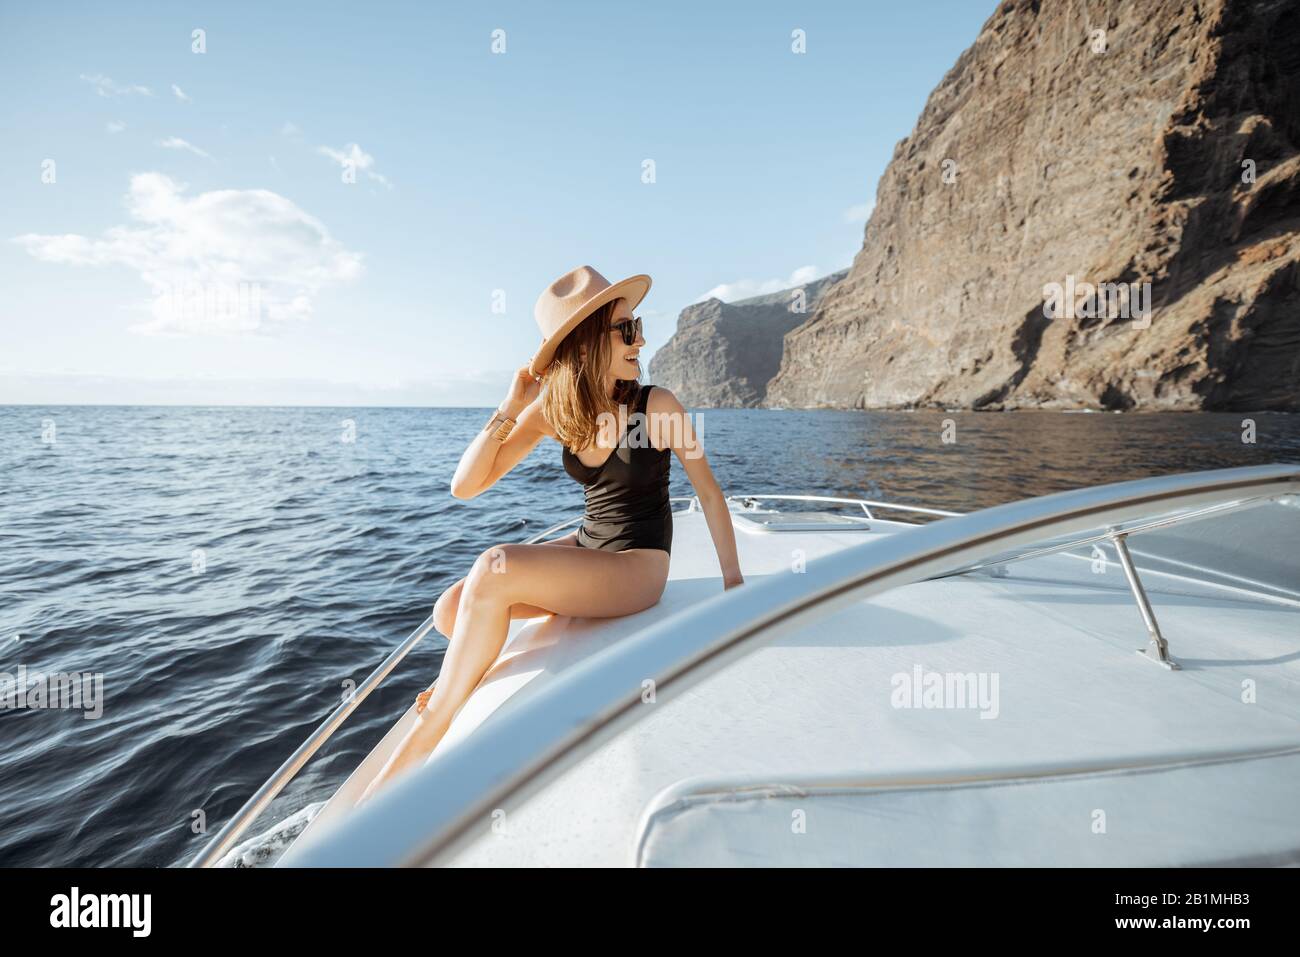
2, 403, 1297, 867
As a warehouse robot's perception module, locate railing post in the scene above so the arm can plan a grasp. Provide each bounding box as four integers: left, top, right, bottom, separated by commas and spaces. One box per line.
1110, 531, 1179, 670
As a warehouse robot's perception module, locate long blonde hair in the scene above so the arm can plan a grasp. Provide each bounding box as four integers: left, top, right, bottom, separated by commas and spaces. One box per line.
542, 299, 641, 453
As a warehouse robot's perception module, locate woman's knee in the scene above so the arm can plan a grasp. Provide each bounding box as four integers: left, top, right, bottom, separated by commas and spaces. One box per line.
432, 578, 466, 638
468, 543, 516, 593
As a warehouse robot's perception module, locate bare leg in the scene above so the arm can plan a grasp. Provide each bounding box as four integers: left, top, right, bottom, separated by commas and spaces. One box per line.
431, 530, 580, 638
356, 540, 668, 806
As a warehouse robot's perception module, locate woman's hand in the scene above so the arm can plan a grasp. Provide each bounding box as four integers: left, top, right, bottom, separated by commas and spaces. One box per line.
723, 575, 744, 591
502, 364, 541, 417
415, 682, 436, 714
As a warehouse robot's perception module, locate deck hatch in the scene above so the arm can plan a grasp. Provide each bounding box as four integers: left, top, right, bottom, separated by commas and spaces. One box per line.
732, 510, 872, 532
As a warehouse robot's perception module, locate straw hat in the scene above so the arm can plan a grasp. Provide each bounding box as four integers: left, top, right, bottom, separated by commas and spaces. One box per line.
529, 265, 651, 378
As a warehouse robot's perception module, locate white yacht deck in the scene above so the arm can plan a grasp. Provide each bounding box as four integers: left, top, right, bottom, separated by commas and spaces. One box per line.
285, 484, 1300, 866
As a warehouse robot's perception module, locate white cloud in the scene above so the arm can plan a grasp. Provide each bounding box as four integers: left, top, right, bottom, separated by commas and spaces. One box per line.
12, 172, 364, 335
80, 73, 152, 97
696, 265, 820, 304
318, 142, 392, 188
843, 200, 874, 223
158, 136, 213, 160
171, 83, 191, 103
106, 120, 126, 134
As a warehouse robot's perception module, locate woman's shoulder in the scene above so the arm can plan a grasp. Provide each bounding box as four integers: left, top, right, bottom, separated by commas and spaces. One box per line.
639, 384, 687, 453
642, 383, 684, 414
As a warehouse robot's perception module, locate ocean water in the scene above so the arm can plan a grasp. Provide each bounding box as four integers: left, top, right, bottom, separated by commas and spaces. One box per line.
1, 403, 1297, 867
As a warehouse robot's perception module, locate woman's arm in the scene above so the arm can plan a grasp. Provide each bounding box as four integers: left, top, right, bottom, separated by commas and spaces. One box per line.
450, 365, 548, 500
650, 388, 743, 589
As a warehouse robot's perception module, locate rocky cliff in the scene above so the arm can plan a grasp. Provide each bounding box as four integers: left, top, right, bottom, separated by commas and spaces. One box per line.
649, 270, 846, 407
764, 0, 1300, 411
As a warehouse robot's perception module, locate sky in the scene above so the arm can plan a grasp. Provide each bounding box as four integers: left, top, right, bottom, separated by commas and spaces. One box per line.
1, 0, 996, 406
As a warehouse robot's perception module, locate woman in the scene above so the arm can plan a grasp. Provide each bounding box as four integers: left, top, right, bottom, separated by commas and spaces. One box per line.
357, 265, 744, 805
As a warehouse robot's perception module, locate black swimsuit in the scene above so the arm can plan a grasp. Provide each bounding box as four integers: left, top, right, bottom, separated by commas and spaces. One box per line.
562, 383, 673, 555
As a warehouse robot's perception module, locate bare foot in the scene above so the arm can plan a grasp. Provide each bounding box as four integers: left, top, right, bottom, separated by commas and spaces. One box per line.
353, 684, 438, 809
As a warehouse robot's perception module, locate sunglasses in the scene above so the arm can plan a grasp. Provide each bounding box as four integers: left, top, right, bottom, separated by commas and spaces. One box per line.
611, 316, 643, 346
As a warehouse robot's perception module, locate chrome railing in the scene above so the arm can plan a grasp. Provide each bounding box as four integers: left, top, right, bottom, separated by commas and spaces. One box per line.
725, 493, 961, 521
276, 464, 1300, 867
188, 613, 440, 867
925, 494, 1285, 669
630, 742, 1300, 866
190, 489, 938, 866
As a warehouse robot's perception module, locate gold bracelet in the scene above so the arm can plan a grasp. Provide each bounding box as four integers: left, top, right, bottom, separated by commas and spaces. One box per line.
483, 409, 516, 442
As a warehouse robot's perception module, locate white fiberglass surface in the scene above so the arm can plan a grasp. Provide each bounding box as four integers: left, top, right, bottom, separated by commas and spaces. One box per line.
435, 506, 1300, 867
634, 750, 1300, 867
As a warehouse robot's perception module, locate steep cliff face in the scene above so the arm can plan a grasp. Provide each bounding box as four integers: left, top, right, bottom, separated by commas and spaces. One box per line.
765, 0, 1300, 411
649, 270, 846, 407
